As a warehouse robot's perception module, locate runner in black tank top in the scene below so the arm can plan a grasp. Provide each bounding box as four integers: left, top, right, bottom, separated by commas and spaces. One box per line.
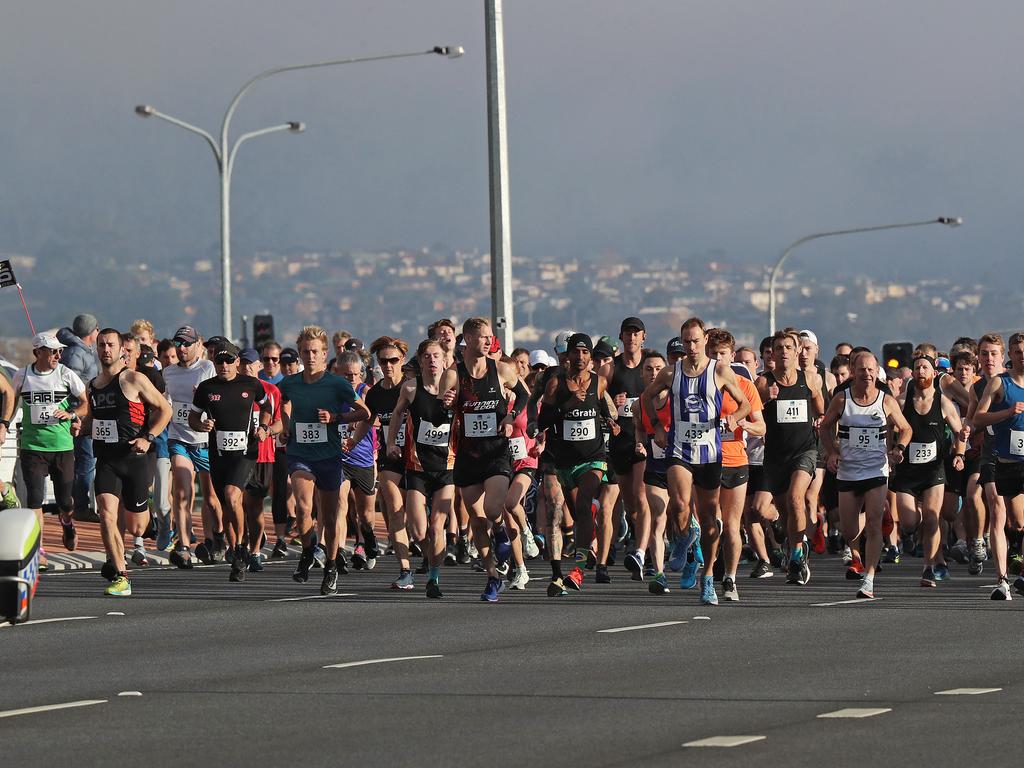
86, 329, 172, 597
546, 373, 607, 468
454, 357, 511, 477
405, 377, 455, 474
889, 355, 966, 587
366, 380, 405, 474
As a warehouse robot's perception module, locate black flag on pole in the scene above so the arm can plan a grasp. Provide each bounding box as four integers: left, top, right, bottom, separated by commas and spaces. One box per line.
0, 260, 16, 289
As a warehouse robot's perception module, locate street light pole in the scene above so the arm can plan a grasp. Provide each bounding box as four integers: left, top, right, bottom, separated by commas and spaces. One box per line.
136, 46, 464, 340
768, 216, 963, 335
485, 0, 514, 351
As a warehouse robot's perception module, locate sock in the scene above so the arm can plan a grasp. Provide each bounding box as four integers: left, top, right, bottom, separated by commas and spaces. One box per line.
861, 574, 874, 591
551, 559, 562, 579
726, 572, 736, 582
134, 536, 144, 549
428, 566, 441, 581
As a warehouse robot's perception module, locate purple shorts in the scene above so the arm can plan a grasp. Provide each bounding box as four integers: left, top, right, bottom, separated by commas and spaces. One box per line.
287, 455, 344, 491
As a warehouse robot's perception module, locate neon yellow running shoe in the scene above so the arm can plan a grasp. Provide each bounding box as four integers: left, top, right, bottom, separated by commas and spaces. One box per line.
105, 576, 132, 597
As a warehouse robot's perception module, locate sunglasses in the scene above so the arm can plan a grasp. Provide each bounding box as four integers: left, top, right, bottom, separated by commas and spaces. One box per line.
173, 340, 194, 348
378, 356, 401, 365
262, 356, 279, 363
214, 355, 237, 364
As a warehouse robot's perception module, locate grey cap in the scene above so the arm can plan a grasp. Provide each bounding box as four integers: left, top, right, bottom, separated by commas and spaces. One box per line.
72, 313, 98, 337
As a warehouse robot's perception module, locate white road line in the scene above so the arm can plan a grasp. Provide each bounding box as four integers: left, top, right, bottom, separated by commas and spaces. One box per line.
818, 707, 891, 718
0, 616, 97, 629
811, 598, 882, 607
106, 612, 125, 616
269, 593, 356, 602
684, 735, 766, 748
597, 621, 687, 634
693, 616, 711, 620
0, 700, 107, 719
323, 655, 443, 670
935, 687, 1002, 695
118, 691, 143, 697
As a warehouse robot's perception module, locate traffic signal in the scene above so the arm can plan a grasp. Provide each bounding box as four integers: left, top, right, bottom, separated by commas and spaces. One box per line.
882, 341, 913, 370
253, 314, 275, 350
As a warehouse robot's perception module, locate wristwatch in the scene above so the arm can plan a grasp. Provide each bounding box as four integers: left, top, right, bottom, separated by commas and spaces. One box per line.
894, 443, 907, 453
144, 432, 157, 443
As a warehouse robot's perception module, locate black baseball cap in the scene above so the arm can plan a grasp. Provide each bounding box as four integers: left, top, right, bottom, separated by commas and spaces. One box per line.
566, 333, 593, 353
620, 317, 645, 333
213, 341, 240, 360
205, 335, 229, 349
344, 338, 364, 352
280, 348, 299, 364
593, 340, 616, 360
667, 336, 685, 356
172, 325, 200, 344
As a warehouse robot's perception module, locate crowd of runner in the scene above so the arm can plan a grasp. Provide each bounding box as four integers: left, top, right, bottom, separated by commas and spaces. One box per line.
10, 313, 1024, 604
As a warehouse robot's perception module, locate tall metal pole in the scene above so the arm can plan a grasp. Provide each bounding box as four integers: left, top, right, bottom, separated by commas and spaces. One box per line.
768, 217, 963, 335
485, 0, 514, 350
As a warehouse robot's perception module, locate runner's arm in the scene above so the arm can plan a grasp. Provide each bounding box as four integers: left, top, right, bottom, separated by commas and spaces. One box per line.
133, 371, 172, 438
940, 394, 967, 458
641, 367, 673, 432
717, 361, 751, 423
884, 394, 913, 453
385, 381, 415, 455
972, 377, 1017, 429
819, 391, 845, 464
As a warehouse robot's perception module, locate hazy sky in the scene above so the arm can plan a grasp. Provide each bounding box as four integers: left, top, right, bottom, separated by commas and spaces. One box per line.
3, 1, 1022, 277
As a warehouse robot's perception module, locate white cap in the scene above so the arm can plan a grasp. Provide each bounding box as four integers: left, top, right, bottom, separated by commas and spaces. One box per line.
32, 332, 64, 351
529, 350, 554, 368
553, 330, 575, 355
798, 329, 818, 346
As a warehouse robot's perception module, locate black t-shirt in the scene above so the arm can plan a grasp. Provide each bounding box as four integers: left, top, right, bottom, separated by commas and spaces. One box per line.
192, 374, 266, 458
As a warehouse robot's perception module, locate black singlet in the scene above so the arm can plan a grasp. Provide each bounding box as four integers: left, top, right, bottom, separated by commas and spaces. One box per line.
546, 373, 605, 468
455, 358, 509, 463
763, 370, 817, 464
89, 369, 145, 458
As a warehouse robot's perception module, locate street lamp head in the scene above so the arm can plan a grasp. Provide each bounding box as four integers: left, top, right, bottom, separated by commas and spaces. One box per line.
937, 216, 964, 227
134, 104, 155, 117
433, 45, 465, 59
287, 121, 305, 133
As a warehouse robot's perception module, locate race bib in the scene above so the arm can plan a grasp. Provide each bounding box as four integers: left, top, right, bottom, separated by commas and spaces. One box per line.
1010, 430, 1024, 457
777, 399, 808, 424
563, 419, 595, 442
389, 421, 407, 448
617, 397, 637, 418
509, 436, 527, 461
720, 421, 740, 442
173, 404, 191, 426
338, 422, 353, 441
295, 422, 327, 444
848, 427, 881, 449
678, 420, 715, 447
30, 403, 60, 426
909, 441, 937, 464
92, 418, 118, 443
216, 430, 248, 452
464, 412, 497, 438
417, 420, 451, 447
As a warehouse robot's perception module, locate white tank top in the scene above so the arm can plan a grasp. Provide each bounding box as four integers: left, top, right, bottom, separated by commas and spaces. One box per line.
836, 388, 889, 481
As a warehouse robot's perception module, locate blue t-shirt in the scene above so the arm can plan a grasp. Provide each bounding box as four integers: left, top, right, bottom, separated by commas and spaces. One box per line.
279, 372, 358, 461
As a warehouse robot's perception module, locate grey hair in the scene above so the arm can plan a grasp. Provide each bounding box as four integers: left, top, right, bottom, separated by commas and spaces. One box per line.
337, 351, 364, 371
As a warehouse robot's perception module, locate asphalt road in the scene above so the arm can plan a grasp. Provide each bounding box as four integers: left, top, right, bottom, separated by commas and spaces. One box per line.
4, 553, 1021, 767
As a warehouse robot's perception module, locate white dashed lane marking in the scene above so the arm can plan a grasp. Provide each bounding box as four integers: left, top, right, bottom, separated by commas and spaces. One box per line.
597, 621, 687, 633
684, 735, 766, 748
818, 708, 891, 718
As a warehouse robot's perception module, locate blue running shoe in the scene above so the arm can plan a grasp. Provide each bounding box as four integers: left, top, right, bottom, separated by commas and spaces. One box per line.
667, 536, 688, 572
481, 576, 502, 602
680, 552, 700, 590
933, 563, 949, 582
700, 575, 719, 605
493, 525, 512, 565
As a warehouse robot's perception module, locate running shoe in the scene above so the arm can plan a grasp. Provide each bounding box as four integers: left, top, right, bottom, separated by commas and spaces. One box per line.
409, 540, 423, 557
130, 546, 149, 567
195, 540, 214, 565
508, 566, 530, 590
882, 544, 900, 564
920, 567, 937, 587
100, 559, 119, 582
212, 533, 227, 563
493, 525, 513, 565
392, 570, 414, 590
1013, 575, 1024, 598
749, 559, 773, 579
797, 558, 811, 586
811, 520, 826, 555
648, 572, 669, 594
547, 577, 568, 597
229, 560, 246, 582
667, 536, 688, 572
584, 549, 597, 570
933, 563, 949, 581
856, 579, 875, 599
169, 547, 193, 570
826, 530, 841, 555
351, 544, 367, 571
456, 535, 471, 564
624, 550, 644, 581
700, 575, 718, 605
595, 564, 611, 584
426, 578, 443, 598
769, 547, 786, 568
840, 545, 853, 565
312, 545, 326, 569
105, 575, 132, 597
949, 540, 969, 564
721, 576, 739, 602
991, 579, 1012, 601
679, 552, 700, 590
444, 543, 458, 566
320, 566, 338, 595
846, 557, 865, 580
292, 549, 315, 583
271, 539, 289, 559
248, 552, 265, 572
365, 553, 377, 571
968, 558, 984, 576
481, 576, 503, 602
61, 520, 78, 551
523, 527, 541, 559
336, 553, 349, 575
564, 567, 584, 591
156, 518, 173, 552
472, 558, 486, 573
786, 558, 803, 585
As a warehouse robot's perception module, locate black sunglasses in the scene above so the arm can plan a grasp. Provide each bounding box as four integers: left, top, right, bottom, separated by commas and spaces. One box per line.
378, 356, 401, 365
262, 356, 279, 363
173, 340, 194, 348
214, 354, 237, 364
